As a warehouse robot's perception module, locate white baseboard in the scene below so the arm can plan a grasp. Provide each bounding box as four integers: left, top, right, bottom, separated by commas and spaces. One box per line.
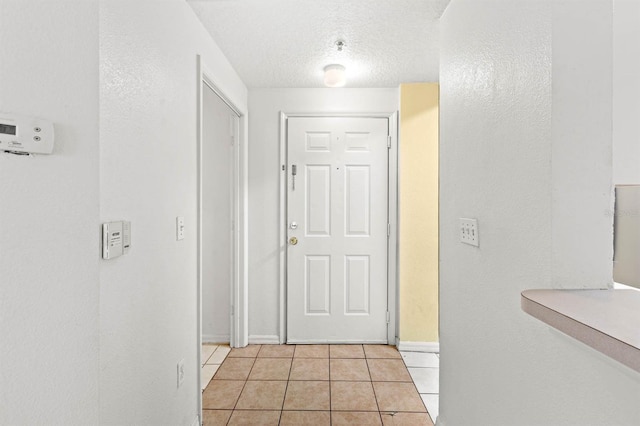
191, 414, 200, 426
396, 340, 439, 353
248, 335, 281, 344
202, 334, 230, 344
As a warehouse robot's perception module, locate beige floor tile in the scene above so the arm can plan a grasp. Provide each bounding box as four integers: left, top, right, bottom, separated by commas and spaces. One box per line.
331, 381, 379, 411
367, 359, 412, 382
228, 345, 261, 358
373, 382, 426, 412
280, 411, 331, 426
235, 380, 287, 410
330, 344, 365, 358
208, 346, 231, 365
363, 345, 402, 359
227, 410, 281, 426
258, 344, 295, 358
202, 345, 217, 365
332, 411, 382, 425
330, 359, 371, 381
283, 380, 330, 410
213, 357, 255, 380
248, 358, 292, 380
289, 358, 329, 380
202, 409, 232, 426
202, 380, 245, 409
201, 364, 220, 390
294, 344, 329, 358
381, 412, 434, 426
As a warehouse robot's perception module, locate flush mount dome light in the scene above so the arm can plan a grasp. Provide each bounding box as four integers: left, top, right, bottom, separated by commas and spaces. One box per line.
323, 64, 346, 88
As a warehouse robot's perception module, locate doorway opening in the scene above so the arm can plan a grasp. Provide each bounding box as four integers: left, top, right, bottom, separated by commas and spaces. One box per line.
201, 81, 238, 345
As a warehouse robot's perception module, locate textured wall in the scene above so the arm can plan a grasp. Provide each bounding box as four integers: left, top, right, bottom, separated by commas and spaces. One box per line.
0, 2, 100, 424
439, 1, 640, 425
248, 88, 399, 341
399, 83, 439, 343
99, 1, 247, 424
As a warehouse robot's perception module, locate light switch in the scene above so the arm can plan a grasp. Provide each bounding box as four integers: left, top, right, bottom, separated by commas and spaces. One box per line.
176, 216, 185, 241
460, 218, 479, 247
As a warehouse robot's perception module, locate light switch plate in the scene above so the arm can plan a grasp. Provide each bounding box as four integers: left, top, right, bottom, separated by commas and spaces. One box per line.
460, 218, 479, 247
177, 359, 185, 388
176, 216, 185, 241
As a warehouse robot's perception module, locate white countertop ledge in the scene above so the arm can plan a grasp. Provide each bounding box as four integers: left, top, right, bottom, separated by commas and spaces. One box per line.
521, 289, 640, 373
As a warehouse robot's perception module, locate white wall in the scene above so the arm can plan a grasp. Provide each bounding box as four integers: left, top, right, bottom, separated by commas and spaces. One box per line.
248, 88, 398, 341
551, 1, 614, 288
439, 1, 640, 425
0, 2, 100, 424
613, 0, 640, 184
99, 1, 246, 424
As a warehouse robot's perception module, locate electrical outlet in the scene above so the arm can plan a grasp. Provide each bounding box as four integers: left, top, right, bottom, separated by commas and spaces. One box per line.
177, 359, 185, 388
176, 216, 185, 241
460, 218, 479, 247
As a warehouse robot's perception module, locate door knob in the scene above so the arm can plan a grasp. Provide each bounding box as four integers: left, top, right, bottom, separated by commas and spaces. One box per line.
289, 237, 298, 245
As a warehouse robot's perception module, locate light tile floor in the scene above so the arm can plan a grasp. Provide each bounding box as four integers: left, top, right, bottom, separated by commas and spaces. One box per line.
400, 351, 439, 423
201, 344, 439, 425
202, 344, 231, 391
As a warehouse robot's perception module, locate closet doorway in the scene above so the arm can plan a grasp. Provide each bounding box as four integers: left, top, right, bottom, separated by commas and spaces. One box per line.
201, 82, 239, 344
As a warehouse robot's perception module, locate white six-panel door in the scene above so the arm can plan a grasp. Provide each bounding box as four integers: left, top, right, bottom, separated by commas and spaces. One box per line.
286, 117, 389, 343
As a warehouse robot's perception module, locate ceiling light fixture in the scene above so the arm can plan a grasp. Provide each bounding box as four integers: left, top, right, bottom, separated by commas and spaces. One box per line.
323, 41, 347, 88
324, 64, 346, 88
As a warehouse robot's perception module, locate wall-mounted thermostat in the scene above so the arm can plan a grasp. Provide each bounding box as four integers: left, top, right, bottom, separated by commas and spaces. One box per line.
0, 112, 54, 154
102, 221, 131, 260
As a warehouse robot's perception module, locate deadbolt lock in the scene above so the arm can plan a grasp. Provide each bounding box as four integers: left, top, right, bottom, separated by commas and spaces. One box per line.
289, 237, 298, 245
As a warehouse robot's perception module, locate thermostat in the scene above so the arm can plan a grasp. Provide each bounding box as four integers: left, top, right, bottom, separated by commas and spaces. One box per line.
102, 221, 131, 260
0, 112, 54, 154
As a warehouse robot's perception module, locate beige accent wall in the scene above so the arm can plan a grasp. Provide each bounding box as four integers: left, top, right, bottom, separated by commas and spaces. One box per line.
399, 83, 439, 342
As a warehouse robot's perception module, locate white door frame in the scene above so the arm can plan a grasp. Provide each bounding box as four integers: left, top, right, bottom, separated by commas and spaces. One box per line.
278, 111, 399, 345
196, 55, 249, 417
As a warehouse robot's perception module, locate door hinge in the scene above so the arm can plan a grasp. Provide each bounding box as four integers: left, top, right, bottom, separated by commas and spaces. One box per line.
231, 305, 234, 316
230, 135, 235, 146
387, 223, 391, 237
386, 311, 390, 324
387, 136, 391, 149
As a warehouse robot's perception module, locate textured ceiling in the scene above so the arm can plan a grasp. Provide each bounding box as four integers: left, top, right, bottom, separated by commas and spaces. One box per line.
187, 0, 450, 88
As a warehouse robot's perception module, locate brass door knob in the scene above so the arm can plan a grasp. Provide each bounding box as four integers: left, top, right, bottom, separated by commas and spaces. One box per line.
289, 237, 298, 245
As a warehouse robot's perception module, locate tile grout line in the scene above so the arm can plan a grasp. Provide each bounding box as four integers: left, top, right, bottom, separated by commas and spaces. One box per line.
328, 346, 332, 426
364, 350, 386, 425
227, 347, 259, 423
277, 344, 295, 426
201, 344, 218, 367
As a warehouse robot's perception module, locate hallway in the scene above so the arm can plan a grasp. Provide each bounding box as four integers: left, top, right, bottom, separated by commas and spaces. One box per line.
201, 344, 437, 425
